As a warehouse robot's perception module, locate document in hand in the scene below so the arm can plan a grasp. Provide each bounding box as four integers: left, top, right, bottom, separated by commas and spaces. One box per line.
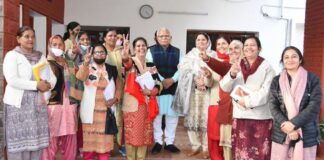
32, 61, 50, 81
104, 79, 116, 101
104, 79, 116, 112
230, 85, 251, 102
135, 71, 155, 90
32, 61, 51, 102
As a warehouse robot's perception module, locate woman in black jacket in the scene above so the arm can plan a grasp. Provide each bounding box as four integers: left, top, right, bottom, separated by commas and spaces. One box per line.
269, 46, 322, 160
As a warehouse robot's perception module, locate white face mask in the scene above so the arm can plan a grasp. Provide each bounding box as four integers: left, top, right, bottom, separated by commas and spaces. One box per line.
80, 45, 89, 55
51, 48, 64, 57
116, 39, 123, 46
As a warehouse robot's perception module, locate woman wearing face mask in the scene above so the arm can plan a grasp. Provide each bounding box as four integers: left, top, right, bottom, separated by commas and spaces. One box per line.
200, 36, 276, 160
173, 33, 213, 159
66, 31, 91, 66
3, 26, 56, 160
121, 37, 162, 160
41, 35, 82, 160
76, 44, 122, 160
269, 46, 322, 160
63, 21, 81, 56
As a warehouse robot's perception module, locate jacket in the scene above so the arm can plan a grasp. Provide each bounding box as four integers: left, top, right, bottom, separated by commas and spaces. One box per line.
269, 72, 322, 147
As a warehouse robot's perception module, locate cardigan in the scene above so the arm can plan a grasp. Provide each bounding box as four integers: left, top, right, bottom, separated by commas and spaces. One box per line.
3, 50, 57, 108
220, 60, 276, 120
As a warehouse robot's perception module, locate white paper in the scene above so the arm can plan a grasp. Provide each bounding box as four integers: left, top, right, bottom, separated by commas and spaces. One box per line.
104, 79, 115, 101
104, 79, 116, 113
40, 65, 51, 81
135, 71, 155, 90
230, 85, 251, 102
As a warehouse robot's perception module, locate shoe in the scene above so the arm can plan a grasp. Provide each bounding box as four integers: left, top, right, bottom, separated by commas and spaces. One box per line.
151, 143, 162, 154
186, 149, 200, 157
164, 144, 180, 153
119, 146, 126, 157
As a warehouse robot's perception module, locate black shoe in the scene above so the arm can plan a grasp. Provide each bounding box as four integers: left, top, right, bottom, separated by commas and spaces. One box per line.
151, 143, 162, 154
164, 144, 180, 153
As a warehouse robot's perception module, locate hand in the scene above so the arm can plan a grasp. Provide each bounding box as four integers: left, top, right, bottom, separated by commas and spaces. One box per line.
105, 98, 117, 108
194, 75, 205, 88
229, 62, 240, 78
281, 121, 296, 134
83, 48, 92, 66
72, 42, 79, 54
121, 34, 130, 60
37, 80, 51, 92
149, 66, 158, 74
288, 130, 299, 140
141, 86, 151, 96
238, 97, 246, 108
199, 51, 209, 61
201, 67, 211, 79
162, 78, 174, 89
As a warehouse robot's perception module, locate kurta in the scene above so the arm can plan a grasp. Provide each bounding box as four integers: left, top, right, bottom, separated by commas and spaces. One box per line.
105, 45, 124, 145
82, 77, 114, 153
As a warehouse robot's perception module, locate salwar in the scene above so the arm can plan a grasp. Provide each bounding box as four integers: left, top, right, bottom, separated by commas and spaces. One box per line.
41, 134, 77, 160
188, 130, 208, 151
153, 115, 179, 145
8, 150, 42, 160
219, 124, 232, 160
83, 151, 110, 160
270, 142, 317, 160
125, 144, 147, 160
208, 139, 223, 160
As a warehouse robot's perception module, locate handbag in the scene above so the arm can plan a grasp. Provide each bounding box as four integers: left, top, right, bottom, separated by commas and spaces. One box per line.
104, 108, 118, 135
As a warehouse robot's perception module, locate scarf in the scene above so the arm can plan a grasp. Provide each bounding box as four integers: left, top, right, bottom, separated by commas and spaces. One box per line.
14, 46, 42, 64
124, 57, 159, 121
279, 67, 307, 160
216, 50, 229, 62
240, 56, 264, 82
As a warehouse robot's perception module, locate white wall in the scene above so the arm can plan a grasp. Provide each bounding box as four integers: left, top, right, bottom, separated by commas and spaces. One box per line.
30, 11, 47, 55
63, 0, 306, 73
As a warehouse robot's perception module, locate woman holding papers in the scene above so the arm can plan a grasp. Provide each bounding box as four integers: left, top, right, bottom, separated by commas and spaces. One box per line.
173, 33, 213, 159
121, 37, 162, 160
200, 36, 276, 160
269, 46, 322, 160
3, 26, 56, 160
76, 43, 121, 160
41, 35, 82, 160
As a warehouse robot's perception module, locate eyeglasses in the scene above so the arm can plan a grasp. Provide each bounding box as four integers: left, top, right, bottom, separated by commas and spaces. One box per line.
157, 35, 170, 39
93, 51, 106, 55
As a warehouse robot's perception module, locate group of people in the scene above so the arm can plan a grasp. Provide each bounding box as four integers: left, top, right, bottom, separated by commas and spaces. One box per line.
2, 21, 322, 160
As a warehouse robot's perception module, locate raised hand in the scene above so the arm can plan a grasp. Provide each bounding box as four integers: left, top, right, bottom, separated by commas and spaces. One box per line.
199, 51, 209, 61
229, 61, 240, 78
121, 34, 130, 60
83, 47, 93, 66
149, 66, 158, 74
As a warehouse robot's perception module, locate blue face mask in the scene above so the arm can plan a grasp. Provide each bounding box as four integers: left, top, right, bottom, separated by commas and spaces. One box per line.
80, 45, 89, 55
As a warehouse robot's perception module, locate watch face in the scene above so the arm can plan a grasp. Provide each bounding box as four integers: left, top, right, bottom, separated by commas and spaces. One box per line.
139, 5, 153, 19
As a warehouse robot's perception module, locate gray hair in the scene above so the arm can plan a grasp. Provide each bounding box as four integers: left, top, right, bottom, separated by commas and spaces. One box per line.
156, 27, 171, 36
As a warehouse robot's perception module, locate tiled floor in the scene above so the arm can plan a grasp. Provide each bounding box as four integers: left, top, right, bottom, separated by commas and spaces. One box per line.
56, 117, 209, 160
